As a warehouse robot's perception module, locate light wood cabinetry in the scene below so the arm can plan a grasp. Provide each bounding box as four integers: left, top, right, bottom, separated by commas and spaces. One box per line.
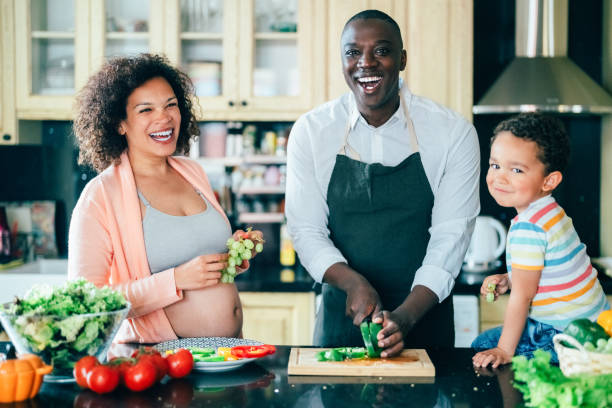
479, 295, 612, 333
8, 0, 327, 126
326, 0, 473, 121
165, 0, 326, 121
239, 291, 315, 345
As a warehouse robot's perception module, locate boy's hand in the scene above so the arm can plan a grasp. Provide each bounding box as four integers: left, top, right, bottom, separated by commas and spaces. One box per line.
480, 274, 509, 301
472, 347, 512, 368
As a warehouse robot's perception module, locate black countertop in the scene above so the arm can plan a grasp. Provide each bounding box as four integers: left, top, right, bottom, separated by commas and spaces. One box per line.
2, 342, 524, 407
237, 261, 612, 296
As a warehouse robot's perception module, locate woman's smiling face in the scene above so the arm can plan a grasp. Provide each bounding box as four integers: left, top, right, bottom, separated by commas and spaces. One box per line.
486, 131, 557, 213
119, 76, 181, 160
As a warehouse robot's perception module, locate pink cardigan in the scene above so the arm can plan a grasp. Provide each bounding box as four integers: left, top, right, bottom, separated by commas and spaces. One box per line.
68, 152, 229, 343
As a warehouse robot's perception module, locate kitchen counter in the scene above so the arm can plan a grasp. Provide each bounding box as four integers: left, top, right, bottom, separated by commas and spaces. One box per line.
1, 342, 523, 407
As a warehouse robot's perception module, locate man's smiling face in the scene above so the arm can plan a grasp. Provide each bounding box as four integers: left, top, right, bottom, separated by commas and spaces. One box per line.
341, 18, 406, 118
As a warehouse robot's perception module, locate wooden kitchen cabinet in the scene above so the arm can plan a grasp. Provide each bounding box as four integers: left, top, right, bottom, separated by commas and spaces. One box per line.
165, 0, 327, 121
14, 0, 163, 121
9, 0, 327, 123
479, 295, 612, 333
239, 291, 315, 345
326, 0, 473, 121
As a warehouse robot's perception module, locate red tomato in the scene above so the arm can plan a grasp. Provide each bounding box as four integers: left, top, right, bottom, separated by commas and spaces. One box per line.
108, 357, 134, 386
86, 365, 119, 394
166, 349, 194, 379
138, 353, 168, 381
74, 355, 99, 388
131, 346, 168, 381
124, 359, 158, 392
131, 346, 161, 359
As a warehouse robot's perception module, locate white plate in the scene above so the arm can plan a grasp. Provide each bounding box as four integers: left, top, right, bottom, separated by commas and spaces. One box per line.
194, 357, 258, 373
154, 337, 264, 373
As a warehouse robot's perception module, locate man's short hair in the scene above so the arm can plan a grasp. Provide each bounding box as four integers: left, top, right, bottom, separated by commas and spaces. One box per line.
343, 9, 403, 48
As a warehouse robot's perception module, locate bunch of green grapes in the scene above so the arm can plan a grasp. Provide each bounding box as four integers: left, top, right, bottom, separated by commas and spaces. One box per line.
583, 337, 612, 354
486, 283, 496, 303
221, 230, 264, 283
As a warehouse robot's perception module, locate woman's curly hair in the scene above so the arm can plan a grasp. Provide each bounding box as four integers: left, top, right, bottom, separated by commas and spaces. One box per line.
73, 53, 200, 172
492, 113, 570, 174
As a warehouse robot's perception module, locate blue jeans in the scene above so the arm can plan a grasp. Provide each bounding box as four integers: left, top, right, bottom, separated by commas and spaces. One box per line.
471, 317, 561, 363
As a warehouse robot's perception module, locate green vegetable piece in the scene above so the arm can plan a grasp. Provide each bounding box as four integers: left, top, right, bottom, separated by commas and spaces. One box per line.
316, 351, 328, 361
328, 348, 344, 361
563, 318, 610, 346
190, 347, 215, 355
486, 292, 495, 303
360, 321, 378, 358
369, 323, 383, 357
512, 349, 612, 407
195, 355, 225, 362
487, 282, 496, 292
347, 347, 366, 359
255, 243, 264, 253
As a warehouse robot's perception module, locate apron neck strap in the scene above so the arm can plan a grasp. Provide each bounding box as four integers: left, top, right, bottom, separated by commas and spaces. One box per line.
339, 87, 418, 160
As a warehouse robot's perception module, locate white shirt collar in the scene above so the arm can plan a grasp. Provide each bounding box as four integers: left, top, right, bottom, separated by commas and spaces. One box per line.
347, 79, 411, 131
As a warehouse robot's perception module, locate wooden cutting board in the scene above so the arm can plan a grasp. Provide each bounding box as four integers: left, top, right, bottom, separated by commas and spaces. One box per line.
287, 348, 435, 377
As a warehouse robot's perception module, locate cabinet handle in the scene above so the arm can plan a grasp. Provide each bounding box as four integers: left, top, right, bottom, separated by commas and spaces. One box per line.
2, 134, 11, 142
228, 101, 235, 107
241, 100, 248, 106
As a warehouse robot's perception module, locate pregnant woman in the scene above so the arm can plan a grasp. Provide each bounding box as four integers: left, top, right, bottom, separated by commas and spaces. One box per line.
68, 54, 260, 343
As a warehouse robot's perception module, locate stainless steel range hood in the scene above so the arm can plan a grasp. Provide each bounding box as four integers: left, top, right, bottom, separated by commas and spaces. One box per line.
473, 0, 612, 114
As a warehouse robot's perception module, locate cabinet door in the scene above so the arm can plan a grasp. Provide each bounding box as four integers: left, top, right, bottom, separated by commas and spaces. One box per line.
239, 292, 315, 345
14, 0, 89, 120
234, 0, 325, 121
171, 0, 240, 119
89, 0, 164, 75
326, 0, 473, 120
0, 0, 17, 144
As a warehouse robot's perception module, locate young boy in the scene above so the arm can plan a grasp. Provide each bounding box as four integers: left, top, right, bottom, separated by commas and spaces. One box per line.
471, 113, 610, 368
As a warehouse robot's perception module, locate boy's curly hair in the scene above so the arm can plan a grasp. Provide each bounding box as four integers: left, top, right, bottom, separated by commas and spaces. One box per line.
492, 113, 570, 174
73, 53, 200, 172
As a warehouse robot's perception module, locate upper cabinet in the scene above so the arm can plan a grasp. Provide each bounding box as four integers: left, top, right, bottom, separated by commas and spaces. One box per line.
14, 0, 87, 120
4, 0, 473, 133
167, 0, 326, 121
326, 0, 473, 121
9, 0, 327, 123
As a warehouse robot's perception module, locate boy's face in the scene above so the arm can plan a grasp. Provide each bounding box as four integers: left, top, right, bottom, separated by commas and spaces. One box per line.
486, 131, 560, 213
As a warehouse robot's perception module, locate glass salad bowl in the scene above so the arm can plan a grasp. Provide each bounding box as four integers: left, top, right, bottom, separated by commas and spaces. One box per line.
0, 279, 130, 382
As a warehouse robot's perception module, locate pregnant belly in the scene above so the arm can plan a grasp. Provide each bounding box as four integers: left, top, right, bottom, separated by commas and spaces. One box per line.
163, 284, 243, 338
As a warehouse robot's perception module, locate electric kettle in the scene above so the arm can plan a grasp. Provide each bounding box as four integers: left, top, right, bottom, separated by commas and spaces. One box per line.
463, 216, 507, 273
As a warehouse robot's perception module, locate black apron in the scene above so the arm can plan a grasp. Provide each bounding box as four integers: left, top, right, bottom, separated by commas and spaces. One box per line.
313, 90, 454, 348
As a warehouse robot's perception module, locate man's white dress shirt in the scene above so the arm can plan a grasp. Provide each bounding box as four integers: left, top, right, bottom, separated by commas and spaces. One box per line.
286, 85, 480, 303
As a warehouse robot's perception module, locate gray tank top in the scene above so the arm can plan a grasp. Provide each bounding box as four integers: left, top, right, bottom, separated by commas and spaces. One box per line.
138, 190, 231, 274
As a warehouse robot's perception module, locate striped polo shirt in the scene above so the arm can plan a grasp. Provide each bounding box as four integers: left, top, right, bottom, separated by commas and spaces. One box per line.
506, 195, 609, 330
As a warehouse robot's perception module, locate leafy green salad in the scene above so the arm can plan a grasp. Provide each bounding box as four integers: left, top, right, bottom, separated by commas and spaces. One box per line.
512, 349, 612, 408
0, 278, 128, 372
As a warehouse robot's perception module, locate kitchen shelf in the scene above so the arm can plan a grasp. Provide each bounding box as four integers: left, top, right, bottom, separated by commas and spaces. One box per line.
181, 33, 224, 41
106, 32, 149, 40
236, 185, 285, 195
196, 155, 286, 167
238, 212, 285, 224
31, 31, 74, 39
254, 33, 297, 41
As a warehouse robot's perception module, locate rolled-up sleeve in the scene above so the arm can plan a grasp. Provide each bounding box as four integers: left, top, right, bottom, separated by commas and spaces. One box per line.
285, 117, 347, 283
412, 121, 480, 302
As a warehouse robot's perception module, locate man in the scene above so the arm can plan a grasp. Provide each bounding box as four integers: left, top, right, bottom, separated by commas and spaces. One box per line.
286, 10, 480, 356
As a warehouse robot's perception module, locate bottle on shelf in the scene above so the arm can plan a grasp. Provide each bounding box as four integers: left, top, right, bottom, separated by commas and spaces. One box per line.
279, 221, 295, 267
0, 207, 12, 262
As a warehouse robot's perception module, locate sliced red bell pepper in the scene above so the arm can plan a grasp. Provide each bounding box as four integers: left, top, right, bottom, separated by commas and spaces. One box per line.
230, 345, 275, 359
